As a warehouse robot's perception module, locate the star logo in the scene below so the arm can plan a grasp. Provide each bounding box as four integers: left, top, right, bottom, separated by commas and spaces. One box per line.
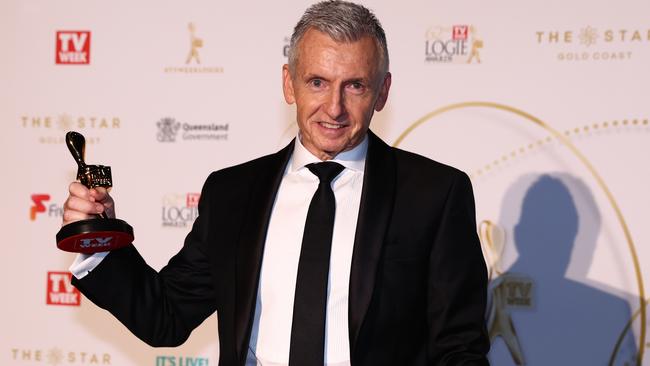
578, 26, 599, 47
57, 114, 74, 131
46, 348, 64, 366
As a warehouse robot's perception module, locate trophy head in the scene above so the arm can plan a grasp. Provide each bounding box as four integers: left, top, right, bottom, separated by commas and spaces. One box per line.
65, 131, 113, 189
66, 131, 86, 168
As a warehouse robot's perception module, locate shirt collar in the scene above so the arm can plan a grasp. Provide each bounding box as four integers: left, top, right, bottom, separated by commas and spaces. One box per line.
290, 133, 368, 173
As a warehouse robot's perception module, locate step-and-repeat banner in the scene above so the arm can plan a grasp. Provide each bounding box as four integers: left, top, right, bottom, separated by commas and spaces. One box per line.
2, 1, 649, 365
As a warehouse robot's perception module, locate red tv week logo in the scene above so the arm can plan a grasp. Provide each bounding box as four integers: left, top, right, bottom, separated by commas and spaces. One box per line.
30, 194, 50, 221
56, 31, 91, 64
452, 25, 469, 40
187, 193, 201, 208
47, 272, 81, 306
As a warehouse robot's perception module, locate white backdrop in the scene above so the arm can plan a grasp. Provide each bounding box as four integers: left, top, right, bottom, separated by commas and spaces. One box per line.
2, 0, 649, 365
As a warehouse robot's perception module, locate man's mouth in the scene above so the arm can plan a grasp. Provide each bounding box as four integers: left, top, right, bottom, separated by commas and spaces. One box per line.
319, 122, 346, 129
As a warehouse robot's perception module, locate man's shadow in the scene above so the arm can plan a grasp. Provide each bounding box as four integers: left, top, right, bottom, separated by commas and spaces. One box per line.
487, 174, 637, 365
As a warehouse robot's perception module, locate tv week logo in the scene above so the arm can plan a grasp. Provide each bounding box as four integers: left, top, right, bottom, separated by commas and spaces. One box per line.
46, 272, 81, 306
187, 193, 200, 207
56, 31, 91, 64
452, 25, 469, 40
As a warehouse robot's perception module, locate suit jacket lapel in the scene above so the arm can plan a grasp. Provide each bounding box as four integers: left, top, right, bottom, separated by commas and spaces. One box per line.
234, 140, 294, 361
348, 131, 396, 357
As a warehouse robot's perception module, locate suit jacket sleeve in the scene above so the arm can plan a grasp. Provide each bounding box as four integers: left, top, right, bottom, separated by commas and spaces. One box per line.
71, 173, 220, 347
427, 172, 490, 365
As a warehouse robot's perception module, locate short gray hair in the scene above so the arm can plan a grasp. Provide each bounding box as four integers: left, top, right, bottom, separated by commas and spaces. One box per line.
288, 0, 389, 76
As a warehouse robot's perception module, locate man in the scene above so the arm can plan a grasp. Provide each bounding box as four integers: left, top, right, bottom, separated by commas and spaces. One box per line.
62, 1, 490, 365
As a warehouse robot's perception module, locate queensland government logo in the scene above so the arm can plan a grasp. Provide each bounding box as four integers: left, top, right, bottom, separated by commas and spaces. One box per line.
56, 31, 90, 65
535, 26, 649, 61
21, 114, 121, 144
10, 347, 110, 365
162, 193, 200, 228
156, 117, 228, 142
164, 22, 224, 74
425, 25, 483, 64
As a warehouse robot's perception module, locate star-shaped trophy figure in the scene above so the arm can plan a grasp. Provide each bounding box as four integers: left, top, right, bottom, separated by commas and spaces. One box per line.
56, 131, 134, 253
481, 220, 530, 365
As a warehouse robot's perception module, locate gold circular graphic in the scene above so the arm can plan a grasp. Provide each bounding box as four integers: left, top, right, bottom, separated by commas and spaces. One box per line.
393, 101, 646, 364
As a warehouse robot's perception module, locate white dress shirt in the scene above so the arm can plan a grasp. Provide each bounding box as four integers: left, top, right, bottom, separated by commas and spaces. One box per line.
70, 135, 367, 366
246, 136, 366, 366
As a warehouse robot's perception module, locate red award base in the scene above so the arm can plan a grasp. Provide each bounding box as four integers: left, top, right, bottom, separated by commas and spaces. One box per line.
56, 219, 134, 254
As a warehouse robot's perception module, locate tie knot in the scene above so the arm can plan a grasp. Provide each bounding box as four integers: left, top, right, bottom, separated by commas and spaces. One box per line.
307, 162, 344, 184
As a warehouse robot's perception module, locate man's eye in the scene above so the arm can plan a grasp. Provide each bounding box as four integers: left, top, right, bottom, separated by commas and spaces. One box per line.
347, 81, 365, 93
310, 79, 323, 87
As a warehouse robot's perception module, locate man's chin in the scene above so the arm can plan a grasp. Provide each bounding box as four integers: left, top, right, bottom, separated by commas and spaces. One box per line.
316, 148, 343, 161
319, 142, 360, 160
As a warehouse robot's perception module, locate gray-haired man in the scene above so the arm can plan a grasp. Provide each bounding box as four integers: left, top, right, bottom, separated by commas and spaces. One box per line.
64, 1, 490, 365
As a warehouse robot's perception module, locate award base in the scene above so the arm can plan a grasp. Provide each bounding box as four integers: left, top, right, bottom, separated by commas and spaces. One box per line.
56, 219, 134, 254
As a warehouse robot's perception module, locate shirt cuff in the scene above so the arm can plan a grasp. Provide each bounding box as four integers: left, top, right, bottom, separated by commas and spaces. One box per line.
69, 252, 109, 279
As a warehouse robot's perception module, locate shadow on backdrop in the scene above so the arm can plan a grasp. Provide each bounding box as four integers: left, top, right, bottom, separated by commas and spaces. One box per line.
486, 173, 637, 365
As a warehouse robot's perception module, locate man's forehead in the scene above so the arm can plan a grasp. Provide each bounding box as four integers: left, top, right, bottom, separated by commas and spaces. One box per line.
295, 29, 380, 73
299, 28, 375, 50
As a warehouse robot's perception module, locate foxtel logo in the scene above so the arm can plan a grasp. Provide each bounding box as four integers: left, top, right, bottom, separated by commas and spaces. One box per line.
30, 194, 50, 220
56, 31, 91, 64
47, 271, 81, 306
30, 194, 63, 220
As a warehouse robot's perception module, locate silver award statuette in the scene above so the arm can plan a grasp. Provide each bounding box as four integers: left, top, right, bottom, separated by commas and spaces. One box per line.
56, 131, 134, 253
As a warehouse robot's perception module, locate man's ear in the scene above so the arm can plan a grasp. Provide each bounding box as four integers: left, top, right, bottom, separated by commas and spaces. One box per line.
374, 72, 392, 112
282, 64, 296, 104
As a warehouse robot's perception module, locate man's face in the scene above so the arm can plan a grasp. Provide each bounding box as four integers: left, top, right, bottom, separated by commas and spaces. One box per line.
283, 28, 391, 160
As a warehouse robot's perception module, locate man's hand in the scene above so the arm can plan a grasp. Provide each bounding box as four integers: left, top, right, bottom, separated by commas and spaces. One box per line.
62, 182, 116, 226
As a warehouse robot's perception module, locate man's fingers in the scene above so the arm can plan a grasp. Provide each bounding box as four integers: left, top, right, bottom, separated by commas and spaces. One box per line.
64, 182, 116, 226
62, 195, 106, 226
62, 209, 92, 225
69, 182, 113, 205
69, 182, 91, 200
65, 196, 104, 215
90, 187, 110, 202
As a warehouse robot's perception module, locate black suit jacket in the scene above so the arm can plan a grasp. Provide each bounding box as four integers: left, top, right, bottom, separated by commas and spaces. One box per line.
72, 131, 490, 365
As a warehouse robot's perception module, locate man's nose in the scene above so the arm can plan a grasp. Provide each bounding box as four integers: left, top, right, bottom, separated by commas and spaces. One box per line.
324, 87, 346, 121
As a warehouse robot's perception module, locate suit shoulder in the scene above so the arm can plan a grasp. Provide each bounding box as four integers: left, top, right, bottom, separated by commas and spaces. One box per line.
390, 147, 475, 210
392, 147, 468, 182
200, 148, 288, 193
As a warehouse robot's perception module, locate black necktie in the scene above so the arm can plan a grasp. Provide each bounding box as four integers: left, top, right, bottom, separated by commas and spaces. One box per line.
289, 161, 345, 366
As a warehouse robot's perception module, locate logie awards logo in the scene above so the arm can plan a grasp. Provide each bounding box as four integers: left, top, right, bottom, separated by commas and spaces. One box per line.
161, 193, 201, 228
164, 22, 224, 74
186, 22, 203, 64
424, 25, 483, 64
